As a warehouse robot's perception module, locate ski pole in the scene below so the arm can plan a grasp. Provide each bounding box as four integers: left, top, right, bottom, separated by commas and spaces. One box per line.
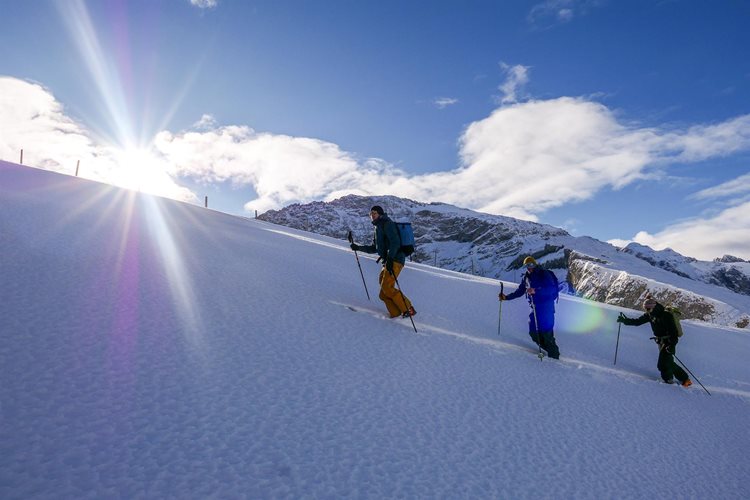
347, 231, 370, 301
527, 278, 543, 361
673, 353, 711, 396
497, 282, 505, 335
393, 272, 417, 333
614, 322, 622, 365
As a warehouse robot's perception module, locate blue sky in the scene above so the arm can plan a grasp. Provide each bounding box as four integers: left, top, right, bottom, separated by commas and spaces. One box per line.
1, 0, 749, 260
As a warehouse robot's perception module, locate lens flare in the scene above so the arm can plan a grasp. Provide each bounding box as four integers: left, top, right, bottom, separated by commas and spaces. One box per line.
54, 2, 204, 364
557, 299, 609, 336
141, 195, 204, 346
55, 1, 197, 204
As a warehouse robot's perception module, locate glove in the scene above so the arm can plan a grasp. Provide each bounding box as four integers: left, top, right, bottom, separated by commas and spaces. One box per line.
616, 313, 627, 323
350, 243, 359, 251
499, 293, 507, 301
385, 258, 394, 274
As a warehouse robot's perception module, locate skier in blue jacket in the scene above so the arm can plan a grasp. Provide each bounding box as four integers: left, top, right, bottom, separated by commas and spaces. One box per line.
500, 256, 560, 359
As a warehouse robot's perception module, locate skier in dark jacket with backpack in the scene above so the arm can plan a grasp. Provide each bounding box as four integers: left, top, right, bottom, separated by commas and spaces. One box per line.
617, 295, 692, 387
500, 256, 560, 359
350, 205, 416, 318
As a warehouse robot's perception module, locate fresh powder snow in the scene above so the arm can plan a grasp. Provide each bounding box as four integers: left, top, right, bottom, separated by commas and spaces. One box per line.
1, 161, 749, 499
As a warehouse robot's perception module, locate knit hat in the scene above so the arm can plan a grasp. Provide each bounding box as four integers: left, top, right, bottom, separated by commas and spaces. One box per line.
370, 205, 384, 215
523, 256, 537, 267
643, 295, 657, 311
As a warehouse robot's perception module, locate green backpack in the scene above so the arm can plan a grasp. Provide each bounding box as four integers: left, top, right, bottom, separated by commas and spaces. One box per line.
665, 306, 684, 337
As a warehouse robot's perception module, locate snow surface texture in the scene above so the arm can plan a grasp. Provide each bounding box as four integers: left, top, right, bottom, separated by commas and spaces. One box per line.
1, 161, 749, 499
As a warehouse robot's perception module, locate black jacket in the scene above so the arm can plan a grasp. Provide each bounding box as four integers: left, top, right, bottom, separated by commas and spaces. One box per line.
620, 303, 679, 345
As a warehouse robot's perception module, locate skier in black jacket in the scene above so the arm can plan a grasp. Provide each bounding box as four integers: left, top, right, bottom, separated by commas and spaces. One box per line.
617, 295, 692, 387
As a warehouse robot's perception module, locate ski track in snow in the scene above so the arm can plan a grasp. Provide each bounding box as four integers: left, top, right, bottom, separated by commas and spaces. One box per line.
331, 301, 429, 336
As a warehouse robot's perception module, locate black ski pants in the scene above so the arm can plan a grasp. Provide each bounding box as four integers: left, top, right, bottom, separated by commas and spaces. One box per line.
657, 346, 688, 383
529, 331, 560, 359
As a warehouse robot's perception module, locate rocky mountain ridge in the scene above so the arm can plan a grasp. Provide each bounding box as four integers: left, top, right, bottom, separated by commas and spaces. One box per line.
258, 194, 750, 329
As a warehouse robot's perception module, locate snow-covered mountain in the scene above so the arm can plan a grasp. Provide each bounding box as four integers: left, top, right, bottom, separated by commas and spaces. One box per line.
259, 195, 750, 329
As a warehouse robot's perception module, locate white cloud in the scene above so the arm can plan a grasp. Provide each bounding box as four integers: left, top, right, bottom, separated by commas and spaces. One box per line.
690, 172, 750, 202
557, 8, 574, 22
0, 77, 98, 172
626, 202, 750, 261
607, 238, 630, 249
190, 0, 218, 9
445, 97, 750, 220
672, 116, 750, 162
527, 0, 597, 28
193, 114, 218, 130
433, 97, 459, 109
497, 63, 530, 104
614, 174, 750, 260
438, 97, 662, 219
153, 126, 405, 213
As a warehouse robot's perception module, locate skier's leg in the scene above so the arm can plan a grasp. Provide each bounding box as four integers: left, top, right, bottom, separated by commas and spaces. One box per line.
378, 268, 402, 317
534, 301, 555, 332
657, 349, 675, 382
666, 346, 689, 383
533, 302, 559, 357
527, 312, 541, 345
379, 264, 410, 316
540, 331, 560, 359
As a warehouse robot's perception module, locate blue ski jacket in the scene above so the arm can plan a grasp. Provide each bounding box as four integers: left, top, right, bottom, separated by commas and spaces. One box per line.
505, 267, 558, 306
505, 267, 559, 333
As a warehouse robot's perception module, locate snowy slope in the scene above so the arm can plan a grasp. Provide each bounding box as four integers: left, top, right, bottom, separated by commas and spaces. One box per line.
1, 161, 749, 499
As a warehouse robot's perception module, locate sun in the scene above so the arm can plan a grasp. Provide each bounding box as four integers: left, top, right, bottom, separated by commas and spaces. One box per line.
112, 147, 167, 194
110, 146, 196, 203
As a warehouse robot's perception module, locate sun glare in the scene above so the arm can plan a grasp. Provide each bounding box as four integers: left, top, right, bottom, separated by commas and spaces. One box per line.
108, 146, 197, 204
112, 147, 169, 195
55, 1, 198, 206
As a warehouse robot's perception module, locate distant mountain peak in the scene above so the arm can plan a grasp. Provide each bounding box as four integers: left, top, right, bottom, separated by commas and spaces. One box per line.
715, 255, 747, 263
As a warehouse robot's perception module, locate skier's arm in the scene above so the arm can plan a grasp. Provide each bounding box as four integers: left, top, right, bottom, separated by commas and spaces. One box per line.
503, 279, 527, 300
618, 312, 650, 326
356, 236, 377, 254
